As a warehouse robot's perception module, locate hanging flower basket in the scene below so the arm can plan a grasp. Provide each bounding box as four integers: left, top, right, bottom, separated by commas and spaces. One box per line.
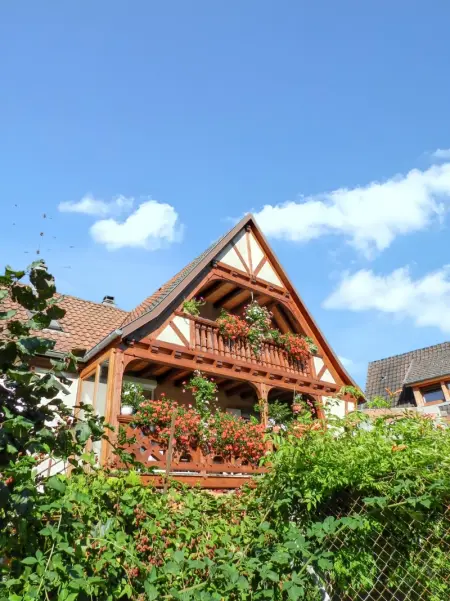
216, 300, 318, 361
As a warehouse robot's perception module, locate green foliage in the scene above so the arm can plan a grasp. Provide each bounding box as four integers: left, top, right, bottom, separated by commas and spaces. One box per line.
338, 385, 364, 400
182, 296, 205, 317
182, 370, 218, 418
121, 381, 146, 412
255, 399, 294, 426
1, 262, 449, 600
366, 395, 392, 409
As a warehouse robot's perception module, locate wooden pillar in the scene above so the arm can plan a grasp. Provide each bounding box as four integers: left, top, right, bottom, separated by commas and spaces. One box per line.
254, 382, 270, 428
102, 349, 125, 466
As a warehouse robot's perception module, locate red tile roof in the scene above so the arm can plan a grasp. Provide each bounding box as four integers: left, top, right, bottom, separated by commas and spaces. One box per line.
1, 293, 126, 354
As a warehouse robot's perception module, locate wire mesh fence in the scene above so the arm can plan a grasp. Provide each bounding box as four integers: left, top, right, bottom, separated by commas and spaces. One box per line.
314, 493, 450, 601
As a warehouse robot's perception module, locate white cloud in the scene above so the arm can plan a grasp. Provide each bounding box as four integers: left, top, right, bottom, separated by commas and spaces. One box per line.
432, 148, 450, 160
90, 200, 183, 250
58, 194, 133, 217
338, 356, 355, 369
254, 162, 450, 257
324, 266, 450, 333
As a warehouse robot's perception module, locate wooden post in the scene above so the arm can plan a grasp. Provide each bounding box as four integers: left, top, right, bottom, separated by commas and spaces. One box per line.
255, 382, 269, 428
163, 410, 177, 494
102, 350, 125, 467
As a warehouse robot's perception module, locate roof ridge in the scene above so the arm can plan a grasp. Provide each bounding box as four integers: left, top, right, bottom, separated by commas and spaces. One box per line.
368, 341, 450, 365
56, 292, 127, 313
120, 216, 250, 329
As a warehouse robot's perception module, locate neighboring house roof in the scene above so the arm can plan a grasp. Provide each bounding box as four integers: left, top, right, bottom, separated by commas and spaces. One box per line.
366, 342, 450, 403
1, 293, 126, 354
404, 347, 450, 385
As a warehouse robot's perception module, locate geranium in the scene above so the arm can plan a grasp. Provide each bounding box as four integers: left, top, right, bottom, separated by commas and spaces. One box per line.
207, 412, 266, 464
133, 397, 202, 453
217, 309, 249, 340
280, 332, 311, 363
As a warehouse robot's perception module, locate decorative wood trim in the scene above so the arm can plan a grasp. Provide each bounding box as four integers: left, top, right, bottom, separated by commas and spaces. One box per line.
253, 256, 267, 278
214, 264, 287, 299
169, 320, 190, 347
124, 346, 336, 398
317, 364, 327, 381
231, 242, 250, 275
442, 381, 450, 402
246, 228, 253, 274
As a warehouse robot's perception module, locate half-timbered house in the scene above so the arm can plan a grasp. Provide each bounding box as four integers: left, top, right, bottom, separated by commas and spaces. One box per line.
6, 215, 358, 486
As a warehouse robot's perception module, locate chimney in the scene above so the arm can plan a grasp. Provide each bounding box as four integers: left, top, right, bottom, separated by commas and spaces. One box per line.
102, 295, 116, 306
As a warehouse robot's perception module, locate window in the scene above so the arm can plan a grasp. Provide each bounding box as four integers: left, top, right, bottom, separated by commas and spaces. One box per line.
422, 387, 445, 404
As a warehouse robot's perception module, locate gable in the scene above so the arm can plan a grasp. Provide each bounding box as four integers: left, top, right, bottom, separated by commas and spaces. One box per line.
217, 228, 283, 288
120, 214, 357, 390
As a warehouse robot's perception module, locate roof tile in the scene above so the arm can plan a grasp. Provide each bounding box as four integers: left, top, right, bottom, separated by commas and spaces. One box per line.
1, 293, 126, 354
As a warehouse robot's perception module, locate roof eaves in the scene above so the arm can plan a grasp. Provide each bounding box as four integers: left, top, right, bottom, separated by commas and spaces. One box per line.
121, 214, 254, 337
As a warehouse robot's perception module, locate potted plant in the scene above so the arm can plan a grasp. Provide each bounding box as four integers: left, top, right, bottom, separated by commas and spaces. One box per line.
182, 297, 205, 317
121, 381, 146, 415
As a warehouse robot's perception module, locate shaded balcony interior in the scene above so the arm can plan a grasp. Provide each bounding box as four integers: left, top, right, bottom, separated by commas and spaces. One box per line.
122, 360, 318, 422
193, 278, 304, 336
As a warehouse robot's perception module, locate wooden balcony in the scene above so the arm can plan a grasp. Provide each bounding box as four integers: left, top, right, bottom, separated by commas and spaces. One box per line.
185, 314, 312, 378
117, 415, 266, 489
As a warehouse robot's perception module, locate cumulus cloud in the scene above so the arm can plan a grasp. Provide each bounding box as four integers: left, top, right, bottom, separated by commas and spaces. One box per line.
432, 148, 450, 160
90, 200, 183, 250
58, 194, 133, 217
324, 266, 450, 333
254, 162, 450, 257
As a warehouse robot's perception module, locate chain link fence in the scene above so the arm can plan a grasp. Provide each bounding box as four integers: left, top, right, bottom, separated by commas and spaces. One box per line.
314, 493, 450, 601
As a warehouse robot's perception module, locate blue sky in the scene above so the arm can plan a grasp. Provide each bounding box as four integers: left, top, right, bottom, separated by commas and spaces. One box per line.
2, 1, 450, 387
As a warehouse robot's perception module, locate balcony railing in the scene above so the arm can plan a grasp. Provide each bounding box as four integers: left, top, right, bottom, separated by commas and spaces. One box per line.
117, 416, 266, 488
185, 314, 311, 377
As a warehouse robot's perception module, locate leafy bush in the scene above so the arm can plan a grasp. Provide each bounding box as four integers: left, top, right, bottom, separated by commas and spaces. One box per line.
1, 262, 449, 600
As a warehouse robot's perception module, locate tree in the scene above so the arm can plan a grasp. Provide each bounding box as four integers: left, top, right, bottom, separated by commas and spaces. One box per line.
0, 260, 104, 522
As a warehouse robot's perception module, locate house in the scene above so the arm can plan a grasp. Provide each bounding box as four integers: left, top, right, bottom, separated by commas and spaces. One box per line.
4, 214, 358, 486
365, 342, 450, 418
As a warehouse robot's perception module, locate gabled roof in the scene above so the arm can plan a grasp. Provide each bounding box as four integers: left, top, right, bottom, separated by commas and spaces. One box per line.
121, 214, 357, 388
121, 228, 232, 328
1, 293, 126, 354
366, 342, 450, 400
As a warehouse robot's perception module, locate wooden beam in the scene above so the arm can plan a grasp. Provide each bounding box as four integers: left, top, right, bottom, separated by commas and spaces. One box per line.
278, 304, 300, 334
225, 383, 249, 397
213, 286, 242, 308
240, 389, 257, 400
272, 305, 292, 334
159, 368, 180, 383
224, 289, 252, 311
201, 280, 225, 302
172, 370, 193, 386
207, 281, 235, 304
124, 346, 339, 398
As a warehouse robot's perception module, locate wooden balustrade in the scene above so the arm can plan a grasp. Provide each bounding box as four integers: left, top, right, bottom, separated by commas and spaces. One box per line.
187, 315, 311, 377
116, 416, 266, 488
